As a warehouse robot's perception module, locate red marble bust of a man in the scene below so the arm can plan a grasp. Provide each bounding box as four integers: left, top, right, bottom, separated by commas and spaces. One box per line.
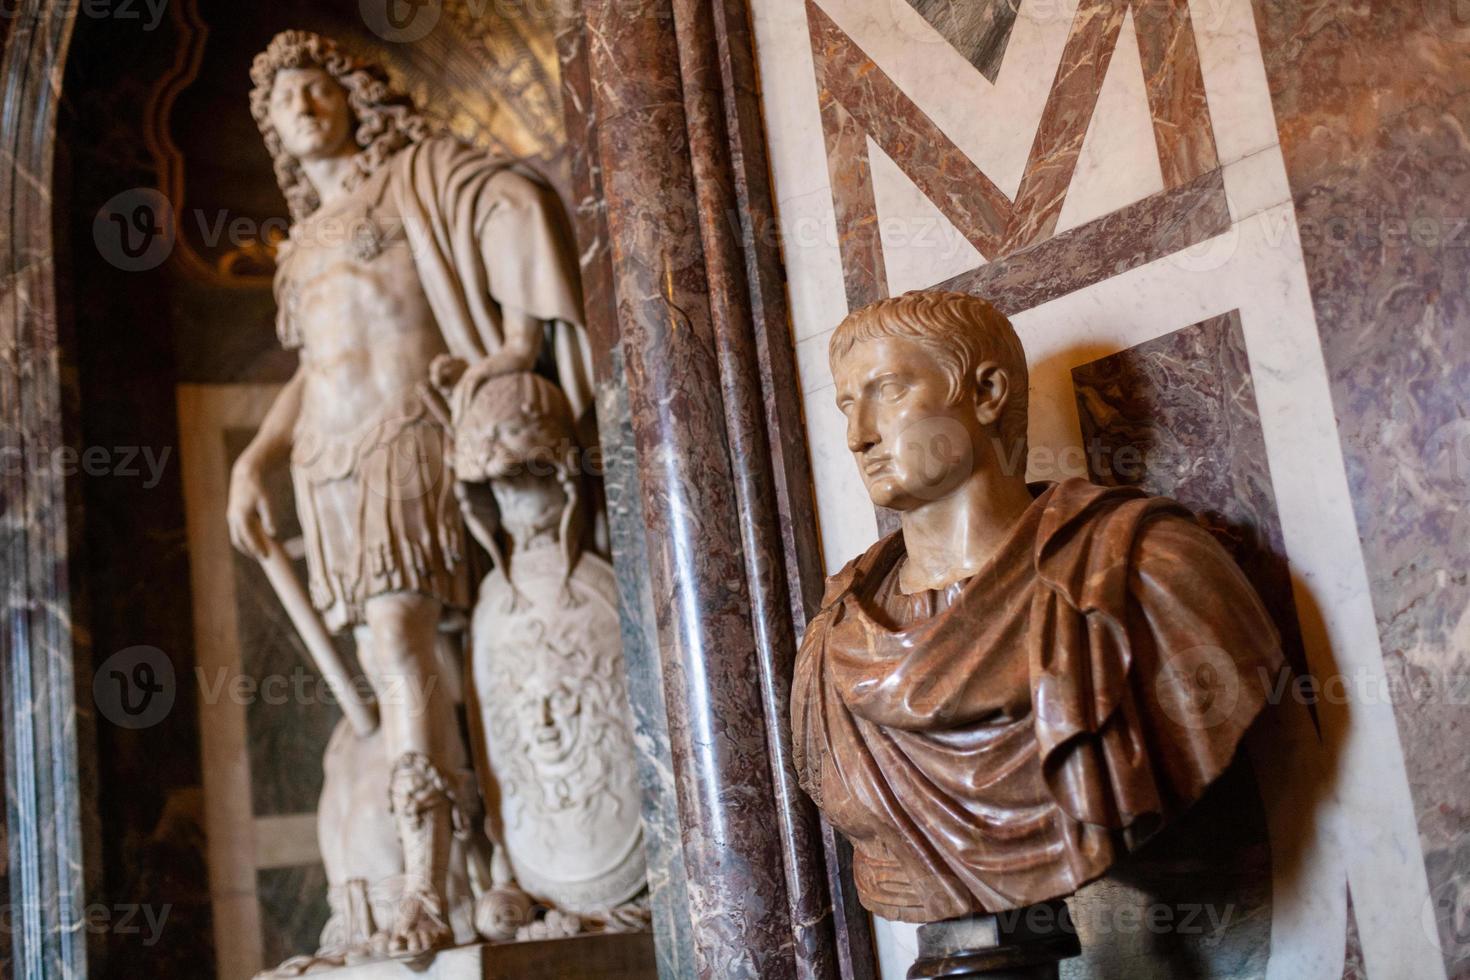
792, 291, 1283, 924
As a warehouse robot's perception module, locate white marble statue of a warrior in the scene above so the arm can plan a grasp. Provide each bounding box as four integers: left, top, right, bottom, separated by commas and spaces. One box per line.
225, 30, 590, 968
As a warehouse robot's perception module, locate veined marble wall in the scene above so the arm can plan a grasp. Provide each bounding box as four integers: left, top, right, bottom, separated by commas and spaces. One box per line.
748, 0, 1467, 978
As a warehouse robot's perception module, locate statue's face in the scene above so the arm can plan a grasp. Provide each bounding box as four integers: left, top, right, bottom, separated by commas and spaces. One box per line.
834, 336, 980, 511
516, 677, 583, 769
454, 409, 560, 482
268, 67, 354, 162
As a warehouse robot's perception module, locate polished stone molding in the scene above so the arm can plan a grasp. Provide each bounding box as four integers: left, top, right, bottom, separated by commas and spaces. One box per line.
580, 0, 886, 971
561, 11, 697, 977
0, 1, 93, 976
584, 1, 809, 976
671, 0, 844, 975
596, 361, 697, 980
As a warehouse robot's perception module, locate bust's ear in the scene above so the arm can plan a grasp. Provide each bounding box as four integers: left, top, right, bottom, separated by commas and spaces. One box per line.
972, 361, 1010, 428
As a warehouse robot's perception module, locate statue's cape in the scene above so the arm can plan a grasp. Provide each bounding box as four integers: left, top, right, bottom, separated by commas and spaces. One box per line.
389, 137, 592, 419
276, 136, 591, 418
792, 479, 1283, 922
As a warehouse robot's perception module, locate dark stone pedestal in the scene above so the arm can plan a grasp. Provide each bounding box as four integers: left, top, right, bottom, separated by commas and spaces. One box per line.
908, 902, 1081, 980
319, 933, 658, 979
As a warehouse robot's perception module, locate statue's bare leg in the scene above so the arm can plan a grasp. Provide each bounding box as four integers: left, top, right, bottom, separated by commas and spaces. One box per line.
361, 592, 457, 958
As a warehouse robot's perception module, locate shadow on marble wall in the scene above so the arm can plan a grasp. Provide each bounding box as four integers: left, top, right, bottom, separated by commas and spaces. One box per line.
1053, 312, 1343, 978
1071, 311, 1309, 688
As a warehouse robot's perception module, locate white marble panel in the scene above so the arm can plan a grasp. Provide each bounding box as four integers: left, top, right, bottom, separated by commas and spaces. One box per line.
869, 137, 985, 294
178, 383, 284, 980
1054, 8, 1165, 234
1223, 143, 1293, 222
1188, 0, 1283, 165
803, 387, 879, 572
776, 181, 854, 343
749, 0, 853, 343
749, 0, 842, 201
797, 326, 835, 396
874, 918, 919, 980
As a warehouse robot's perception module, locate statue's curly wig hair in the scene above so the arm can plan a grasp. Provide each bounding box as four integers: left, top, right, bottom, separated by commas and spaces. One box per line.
249, 30, 430, 222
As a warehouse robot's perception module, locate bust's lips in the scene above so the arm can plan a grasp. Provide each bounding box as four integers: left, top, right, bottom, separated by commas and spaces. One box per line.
862, 455, 892, 477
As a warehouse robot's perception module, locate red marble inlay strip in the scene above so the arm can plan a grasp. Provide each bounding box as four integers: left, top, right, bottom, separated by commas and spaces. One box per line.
1130, 0, 1219, 187
1001, 0, 1128, 252
808, 0, 1010, 258
807, 0, 1227, 317
941, 166, 1231, 315
819, 91, 890, 308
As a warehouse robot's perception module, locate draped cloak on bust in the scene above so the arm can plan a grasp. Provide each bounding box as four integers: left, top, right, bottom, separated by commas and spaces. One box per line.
792, 479, 1284, 923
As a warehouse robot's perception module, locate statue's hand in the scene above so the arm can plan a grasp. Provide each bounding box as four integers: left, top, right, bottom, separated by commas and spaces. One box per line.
227, 458, 277, 560
462, 349, 532, 388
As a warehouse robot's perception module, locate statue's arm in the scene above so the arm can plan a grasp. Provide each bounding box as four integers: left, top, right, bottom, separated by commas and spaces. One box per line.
226, 367, 305, 558
469, 165, 558, 374
243, 366, 304, 469
496, 305, 543, 373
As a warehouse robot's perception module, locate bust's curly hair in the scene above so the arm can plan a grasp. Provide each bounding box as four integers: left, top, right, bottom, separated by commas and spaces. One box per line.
249, 30, 429, 222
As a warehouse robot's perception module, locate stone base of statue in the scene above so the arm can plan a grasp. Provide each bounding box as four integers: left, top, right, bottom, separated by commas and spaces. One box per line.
908, 902, 1081, 980
288, 933, 657, 980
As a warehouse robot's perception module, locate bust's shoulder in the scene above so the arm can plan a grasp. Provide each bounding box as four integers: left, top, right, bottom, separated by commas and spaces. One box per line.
817, 532, 903, 610
1129, 509, 1240, 579
1045, 480, 1247, 593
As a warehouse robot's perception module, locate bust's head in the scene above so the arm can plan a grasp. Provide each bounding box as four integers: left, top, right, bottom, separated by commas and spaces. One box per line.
249, 31, 428, 221
830, 291, 1029, 511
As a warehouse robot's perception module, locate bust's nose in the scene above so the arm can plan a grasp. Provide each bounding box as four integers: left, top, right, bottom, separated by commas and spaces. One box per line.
846, 405, 879, 455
